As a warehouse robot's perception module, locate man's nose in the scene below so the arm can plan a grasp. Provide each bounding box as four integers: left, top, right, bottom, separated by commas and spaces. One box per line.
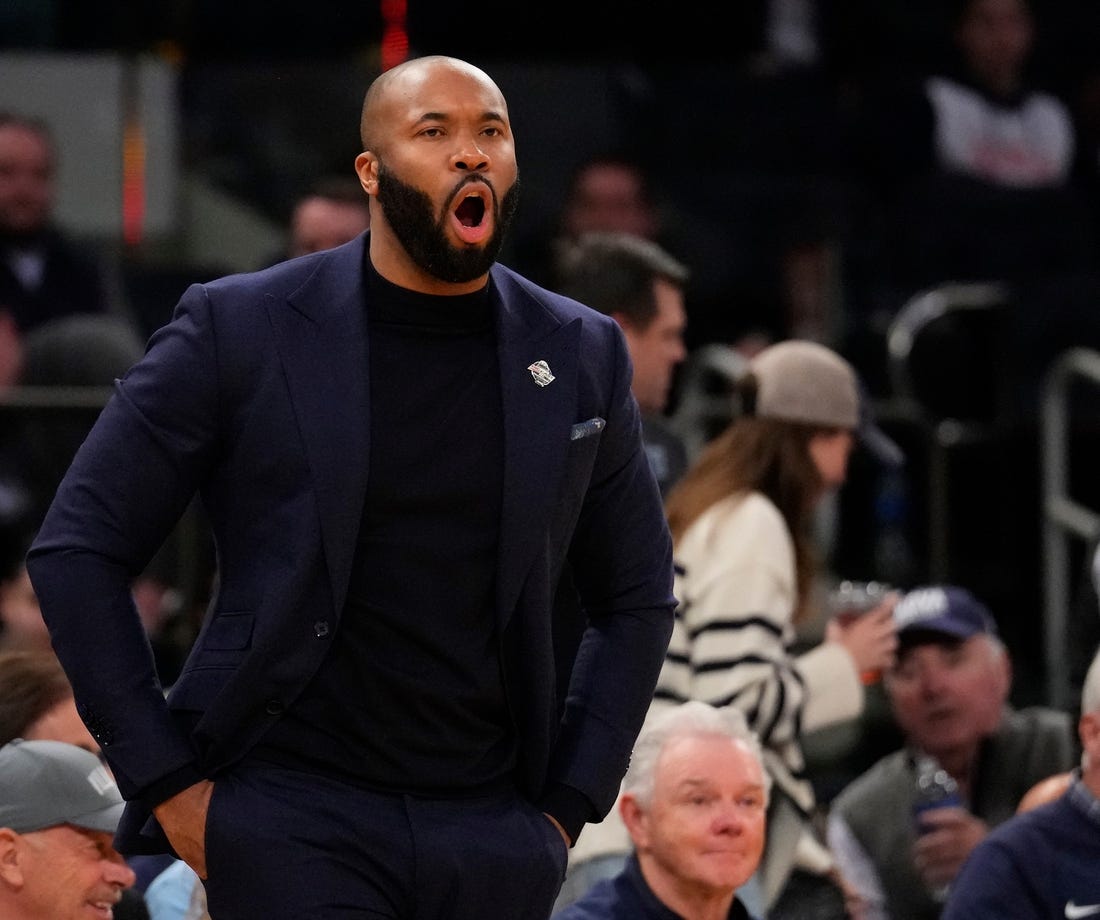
713, 806, 746, 833
105, 856, 137, 888
453, 142, 489, 172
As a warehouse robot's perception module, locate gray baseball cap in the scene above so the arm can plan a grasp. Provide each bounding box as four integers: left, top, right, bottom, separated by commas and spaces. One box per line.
0, 738, 124, 834
749, 339, 904, 468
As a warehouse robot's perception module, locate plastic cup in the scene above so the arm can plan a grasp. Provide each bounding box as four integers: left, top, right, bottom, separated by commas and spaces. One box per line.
828, 580, 891, 684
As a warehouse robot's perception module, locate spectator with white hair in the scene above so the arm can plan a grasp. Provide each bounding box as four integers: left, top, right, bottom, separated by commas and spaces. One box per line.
554, 700, 769, 920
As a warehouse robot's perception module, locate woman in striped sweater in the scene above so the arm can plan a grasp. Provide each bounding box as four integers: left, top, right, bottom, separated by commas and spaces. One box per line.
656, 340, 899, 919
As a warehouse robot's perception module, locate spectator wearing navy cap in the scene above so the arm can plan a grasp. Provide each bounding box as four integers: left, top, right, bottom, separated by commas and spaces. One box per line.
826, 585, 1076, 920
0, 738, 139, 919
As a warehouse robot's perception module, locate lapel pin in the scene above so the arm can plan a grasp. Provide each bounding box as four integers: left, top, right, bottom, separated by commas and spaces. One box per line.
527, 360, 555, 387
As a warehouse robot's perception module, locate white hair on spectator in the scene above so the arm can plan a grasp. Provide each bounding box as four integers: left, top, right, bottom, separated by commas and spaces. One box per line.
1083, 646, 1100, 716
622, 701, 770, 807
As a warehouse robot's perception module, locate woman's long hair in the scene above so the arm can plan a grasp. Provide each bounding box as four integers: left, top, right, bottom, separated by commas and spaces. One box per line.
664, 376, 830, 623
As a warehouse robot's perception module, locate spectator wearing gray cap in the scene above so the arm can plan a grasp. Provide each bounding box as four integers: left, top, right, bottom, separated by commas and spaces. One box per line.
563, 339, 902, 920
0, 737, 137, 919
827, 585, 1076, 920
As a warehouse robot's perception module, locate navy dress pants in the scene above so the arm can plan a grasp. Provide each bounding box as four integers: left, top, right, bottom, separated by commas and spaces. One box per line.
202, 759, 569, 919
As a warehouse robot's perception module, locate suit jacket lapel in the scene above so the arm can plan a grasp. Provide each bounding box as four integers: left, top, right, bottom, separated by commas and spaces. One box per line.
268, 239, 370, 611
266, 254, 582, 626
494, 268, 581, 626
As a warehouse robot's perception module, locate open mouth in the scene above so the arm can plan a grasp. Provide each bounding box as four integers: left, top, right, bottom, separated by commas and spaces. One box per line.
451, 186, 491, 244
455, 192, 486, 228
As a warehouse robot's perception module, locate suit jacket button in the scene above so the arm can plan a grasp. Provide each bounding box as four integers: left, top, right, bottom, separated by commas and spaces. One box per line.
265, 700, 284, 715
313, 620, 330, 638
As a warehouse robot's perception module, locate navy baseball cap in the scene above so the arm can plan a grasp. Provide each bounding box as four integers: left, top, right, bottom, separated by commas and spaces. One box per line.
893, 586, 997, 642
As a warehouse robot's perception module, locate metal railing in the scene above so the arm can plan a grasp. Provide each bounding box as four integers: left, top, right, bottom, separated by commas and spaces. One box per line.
883, 281, 1011, 580
1040, 347, 1100, 709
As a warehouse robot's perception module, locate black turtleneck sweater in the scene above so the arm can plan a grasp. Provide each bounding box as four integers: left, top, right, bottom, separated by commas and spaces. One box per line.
255, 258, 514, 793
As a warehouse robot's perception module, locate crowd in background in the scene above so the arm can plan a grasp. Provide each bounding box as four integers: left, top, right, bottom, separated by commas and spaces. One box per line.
5, 0, 1100, 700
3, 1, 1100, 918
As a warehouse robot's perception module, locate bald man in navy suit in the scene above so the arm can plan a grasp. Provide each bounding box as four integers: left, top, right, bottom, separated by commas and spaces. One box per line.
27, 56, 675, 920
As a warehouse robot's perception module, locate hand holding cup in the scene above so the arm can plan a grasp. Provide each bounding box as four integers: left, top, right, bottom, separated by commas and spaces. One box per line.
825, 580, 899, 684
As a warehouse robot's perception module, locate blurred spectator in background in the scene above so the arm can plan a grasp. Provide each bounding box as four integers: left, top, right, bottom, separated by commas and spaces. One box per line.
563, 340, 901, 920
844, 0, 1100, 397
284, 175, 371, 260
555, 231, 690, 495
0, 553, 50, 656
0, 507, 194, 697
941, 642, 1100, 918
927, 0, 1074, 189
827, 584, 1076, 920
0, 649, 96, 752
553, 701, 768, 920
557, 155, 660, 247
510, 153, 739, 353
1, 312, 145, 528
858, 0, 1081, 216
0, 111, 111, 387
894, 0, 1097, 292
512, 154, 663, 291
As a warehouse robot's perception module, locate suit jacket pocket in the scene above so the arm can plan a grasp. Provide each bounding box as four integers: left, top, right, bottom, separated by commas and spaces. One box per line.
202, 612, 255, 650
570, 416, 606, 441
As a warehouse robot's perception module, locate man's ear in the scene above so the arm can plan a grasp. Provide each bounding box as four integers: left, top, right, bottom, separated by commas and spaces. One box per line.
0, 828, 26, 889
354, 153, 378, 197
620, 794, 648, 849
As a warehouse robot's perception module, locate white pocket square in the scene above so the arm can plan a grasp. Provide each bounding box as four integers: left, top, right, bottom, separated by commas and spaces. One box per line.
570, 417, 606, 441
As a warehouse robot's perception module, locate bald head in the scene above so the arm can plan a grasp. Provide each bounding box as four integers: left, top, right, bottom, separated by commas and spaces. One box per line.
360, 56, 506, 152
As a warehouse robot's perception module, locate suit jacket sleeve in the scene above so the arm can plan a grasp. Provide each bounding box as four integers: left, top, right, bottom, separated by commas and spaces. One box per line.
26, 281, 222, 800
542, 316, 676, 827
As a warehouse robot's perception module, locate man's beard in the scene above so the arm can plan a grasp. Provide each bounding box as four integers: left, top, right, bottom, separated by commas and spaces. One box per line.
375, 164, 519, 284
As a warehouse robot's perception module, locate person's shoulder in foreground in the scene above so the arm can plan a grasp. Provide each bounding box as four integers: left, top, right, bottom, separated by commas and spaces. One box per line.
554, 701, 766, 920
940, 787, 1100, 919
0, 737, 138, 918
942, 642, 1100, 919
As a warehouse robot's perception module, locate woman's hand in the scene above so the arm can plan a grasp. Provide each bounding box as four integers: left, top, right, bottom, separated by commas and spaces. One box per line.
827, 593, 899, 677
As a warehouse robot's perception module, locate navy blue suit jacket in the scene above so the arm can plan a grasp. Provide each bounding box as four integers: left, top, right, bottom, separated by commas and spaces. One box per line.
26, 234, 676, 853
